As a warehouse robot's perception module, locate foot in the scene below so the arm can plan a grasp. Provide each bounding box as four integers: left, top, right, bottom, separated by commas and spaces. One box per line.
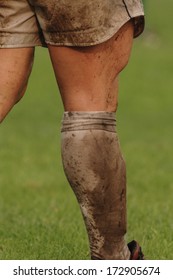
128, 240, 144, 260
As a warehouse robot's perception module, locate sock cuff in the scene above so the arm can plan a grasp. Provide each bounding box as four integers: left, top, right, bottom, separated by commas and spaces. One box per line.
61, 111, 116, 133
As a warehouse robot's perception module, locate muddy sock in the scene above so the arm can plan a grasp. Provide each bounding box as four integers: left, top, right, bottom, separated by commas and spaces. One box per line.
61, 111, 130, 260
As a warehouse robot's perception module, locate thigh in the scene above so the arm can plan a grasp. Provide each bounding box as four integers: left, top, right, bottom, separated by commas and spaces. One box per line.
48, 20, 134, 112
0, 48, 34, 122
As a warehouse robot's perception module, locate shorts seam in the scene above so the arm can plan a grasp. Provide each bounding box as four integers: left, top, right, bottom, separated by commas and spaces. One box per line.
122, 0, 132, 18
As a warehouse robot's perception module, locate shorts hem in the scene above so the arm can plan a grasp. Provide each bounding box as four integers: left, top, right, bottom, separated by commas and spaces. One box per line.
45, 15, 144, 47
0, 32, 45, 48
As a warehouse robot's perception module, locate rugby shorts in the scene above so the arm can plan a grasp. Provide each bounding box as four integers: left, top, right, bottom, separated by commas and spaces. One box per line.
0, 0, 144, 48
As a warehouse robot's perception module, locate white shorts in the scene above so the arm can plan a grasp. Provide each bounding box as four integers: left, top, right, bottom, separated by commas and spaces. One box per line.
0, 0, 144, 48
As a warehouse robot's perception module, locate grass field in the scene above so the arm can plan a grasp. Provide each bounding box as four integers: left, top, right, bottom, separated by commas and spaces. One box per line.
0, 0, 173, 260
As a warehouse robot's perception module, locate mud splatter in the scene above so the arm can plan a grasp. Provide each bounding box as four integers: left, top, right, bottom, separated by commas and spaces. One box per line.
61, 112, 129, 259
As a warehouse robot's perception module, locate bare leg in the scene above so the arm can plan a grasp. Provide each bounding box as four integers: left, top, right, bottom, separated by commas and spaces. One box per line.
0, 48, 34, 123
48, 21, 133, 112
49, 21, 134, 259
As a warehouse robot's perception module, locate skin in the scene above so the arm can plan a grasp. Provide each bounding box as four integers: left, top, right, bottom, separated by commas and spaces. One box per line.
0, 20, 134, 259
0, 48, 34, 122
0, 20, 133, 122
48, 21, 134, 112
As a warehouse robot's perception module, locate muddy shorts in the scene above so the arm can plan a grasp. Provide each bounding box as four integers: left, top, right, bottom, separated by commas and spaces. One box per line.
0, 0, 144, 48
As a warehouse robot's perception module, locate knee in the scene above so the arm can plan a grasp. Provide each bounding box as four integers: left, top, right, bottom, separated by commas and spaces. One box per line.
0, 84, 27, 124
15, 83, 28, 104
0, 110, 7, 124
0, 105, 11, 123
114, 20, 134, 74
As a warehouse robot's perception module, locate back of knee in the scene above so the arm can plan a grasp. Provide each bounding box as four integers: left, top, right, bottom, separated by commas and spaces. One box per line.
0, 110, 8, 124
0, 84, 27, 124
15, 83, 28, 104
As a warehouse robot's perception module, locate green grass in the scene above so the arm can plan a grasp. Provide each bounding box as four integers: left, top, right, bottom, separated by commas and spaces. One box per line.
0, 0, 173, 259
118, 0, 173, 259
